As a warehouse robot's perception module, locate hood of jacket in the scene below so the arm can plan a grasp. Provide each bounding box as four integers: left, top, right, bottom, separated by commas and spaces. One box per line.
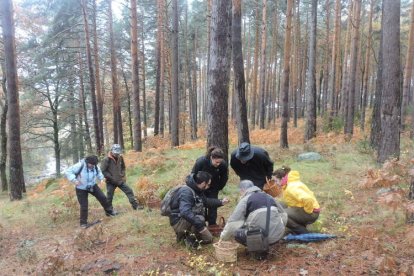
185, 174, 204, 194
287, 170, 301, 183
242, 186, 262, 198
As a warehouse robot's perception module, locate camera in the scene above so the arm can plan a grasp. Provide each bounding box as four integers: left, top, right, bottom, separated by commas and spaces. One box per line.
86, 185, 94, 192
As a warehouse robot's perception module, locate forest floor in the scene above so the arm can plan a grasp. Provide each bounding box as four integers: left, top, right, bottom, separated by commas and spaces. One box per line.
1, 123, 414, 275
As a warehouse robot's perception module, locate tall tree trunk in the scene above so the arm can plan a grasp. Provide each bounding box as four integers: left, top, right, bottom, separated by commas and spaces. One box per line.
1, 0, 24, 199
0, 62, 8, 192
370, 15, 383, 149
171, 0, 180, 146
328, 0, 341, 128
322, 0, 330, 115
232, 0, 250, 144
69, 79, 78, 163
344, 0, 361, 139
139, 12, 148, 138
378, 0, 401, 163
92, 0, 104, 151
280, 0, 294, 149
108, 0, 122, 144
189, 30, 198, 140
121, 68, 134, 149
258, 0, 267, 129
207, 0, 231, 160
131, 0, 142, 151
154, 0, 163, 136
78, 52, 93, 153
402, 0, 414, 129
251, 3, 260, 128
81, 0, 102, 155
305, 0, 317, 141
361, 0, 373, 131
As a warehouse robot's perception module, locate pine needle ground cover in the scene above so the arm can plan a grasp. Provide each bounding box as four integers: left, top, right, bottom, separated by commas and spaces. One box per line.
0, 128, 413, 275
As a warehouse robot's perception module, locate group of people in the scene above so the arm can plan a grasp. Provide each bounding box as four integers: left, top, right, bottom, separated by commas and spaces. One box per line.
167, 142, 321, 255
65, 142, 320, 256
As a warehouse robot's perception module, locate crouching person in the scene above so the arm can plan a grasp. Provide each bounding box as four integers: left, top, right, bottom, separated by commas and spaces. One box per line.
169, 171, 228, 248
220, 180, 287, 258
65, 155, 117, 228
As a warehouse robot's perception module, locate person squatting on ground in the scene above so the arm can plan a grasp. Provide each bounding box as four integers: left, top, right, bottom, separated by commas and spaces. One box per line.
191, 146, 228, 226
273, 166, 320, 234
100, 144, 143, 211
220, 180, 287, 247
65, 155, 117, 228
230, 142, 274, 190
169, 171, 229, 247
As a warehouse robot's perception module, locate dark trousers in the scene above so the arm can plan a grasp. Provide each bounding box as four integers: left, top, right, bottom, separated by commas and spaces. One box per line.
106, 182, 138, 209
204, 189, 219, 225
285, 207, 319, 234
76, 185, 111, 225
172, 216, 213, 244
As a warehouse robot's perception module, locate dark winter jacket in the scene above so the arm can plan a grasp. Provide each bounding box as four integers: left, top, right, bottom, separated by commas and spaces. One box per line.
230, 146, 274, 189
169, 174, 223, 231
100, 153, 126, 186
191, 156, 228, 192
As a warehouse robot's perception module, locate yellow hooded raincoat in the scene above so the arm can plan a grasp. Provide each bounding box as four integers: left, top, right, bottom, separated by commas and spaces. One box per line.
281, 171, 320, 214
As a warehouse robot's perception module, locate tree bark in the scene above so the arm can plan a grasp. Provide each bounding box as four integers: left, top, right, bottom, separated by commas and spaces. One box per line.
232, 0, 250, 144
0, 62, 8, 192
207, 0, 232, 160
402, 0, 414, 129
81, 0, 102, 155
171, 0, 180, 147
304, 0, 317, 141
130, 0, 142, 151
1, 0, 25, 199
377, 0, 401, 163
280, 0, 294, 149
258, 0, 267, 129
250, 3, 260, 128
345, 0, 361, 139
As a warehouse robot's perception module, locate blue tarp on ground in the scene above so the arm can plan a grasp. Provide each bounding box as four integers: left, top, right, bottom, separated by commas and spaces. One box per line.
283, 233, 337, 242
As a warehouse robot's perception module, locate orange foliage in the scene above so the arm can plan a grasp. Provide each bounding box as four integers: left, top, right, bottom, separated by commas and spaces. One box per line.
360, 159, 409, 189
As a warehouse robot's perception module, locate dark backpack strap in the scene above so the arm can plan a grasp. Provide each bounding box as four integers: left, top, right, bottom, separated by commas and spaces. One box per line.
75, 162, 85, 178
264, 198, 271, 237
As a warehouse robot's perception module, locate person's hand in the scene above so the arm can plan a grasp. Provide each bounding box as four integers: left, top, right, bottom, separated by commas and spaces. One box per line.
100, 179, 105, 186
74, 180, 81, 186
199, 227, 208, 234
221, 197, 230, 205
122, 176, 126, 182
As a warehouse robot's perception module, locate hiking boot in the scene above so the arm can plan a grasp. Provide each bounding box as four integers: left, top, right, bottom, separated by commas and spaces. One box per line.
184, 236, 200, 250
132, 204, 144, 210
106, 210, 119, 217
80, 224, 88, 229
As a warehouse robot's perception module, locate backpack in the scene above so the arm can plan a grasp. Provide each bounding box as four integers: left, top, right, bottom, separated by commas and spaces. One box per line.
160, 185, 195, 216
75, 161, 98, 178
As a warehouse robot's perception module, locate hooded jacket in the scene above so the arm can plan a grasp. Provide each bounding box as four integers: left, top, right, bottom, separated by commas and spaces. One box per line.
220, 186, 287, 244
169, 174, 223, 231
65, 159, 104, 190
230, 146, 274, 189
282, 171, 320, 214
191, 156, 228, 192
100, 152, 126, 186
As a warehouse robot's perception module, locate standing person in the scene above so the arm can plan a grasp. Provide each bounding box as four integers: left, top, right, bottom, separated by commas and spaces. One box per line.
65, 155, 117, 228
191, 146, 228, 225
230, 142, 274, 190
273, 166, 320, 234
101, 144, 143, 211
169, 171, 229, 248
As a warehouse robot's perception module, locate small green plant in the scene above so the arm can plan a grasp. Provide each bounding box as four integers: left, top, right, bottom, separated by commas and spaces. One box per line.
322, 114, 344, 134
356, 136, 373, 154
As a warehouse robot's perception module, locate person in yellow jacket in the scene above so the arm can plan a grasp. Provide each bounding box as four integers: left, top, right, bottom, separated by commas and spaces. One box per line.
272, 166, 320, 234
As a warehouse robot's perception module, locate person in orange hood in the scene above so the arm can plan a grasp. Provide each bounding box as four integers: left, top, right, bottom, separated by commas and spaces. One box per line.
272, 166, 320, 234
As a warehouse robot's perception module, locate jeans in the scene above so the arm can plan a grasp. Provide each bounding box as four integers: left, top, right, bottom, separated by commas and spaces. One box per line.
106, 182, 138, 209
76, 185, 112, 225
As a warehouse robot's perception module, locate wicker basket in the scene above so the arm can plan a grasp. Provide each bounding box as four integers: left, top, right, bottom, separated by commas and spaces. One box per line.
263, 179, 281, 197
213, 241, 239, 263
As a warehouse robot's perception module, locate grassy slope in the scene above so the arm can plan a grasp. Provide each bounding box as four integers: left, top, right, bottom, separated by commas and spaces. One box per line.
0, 128, 413, 275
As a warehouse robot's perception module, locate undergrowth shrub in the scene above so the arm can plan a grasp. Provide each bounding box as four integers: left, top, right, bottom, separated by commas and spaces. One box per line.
73, 224, 106, 251
17, 240, 37, 263
322, 114, 344, 134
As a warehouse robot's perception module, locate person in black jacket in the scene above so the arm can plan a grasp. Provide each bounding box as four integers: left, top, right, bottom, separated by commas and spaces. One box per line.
169, 171, 229, 248
230, 142, 274, 190
191, 146, 228, 225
